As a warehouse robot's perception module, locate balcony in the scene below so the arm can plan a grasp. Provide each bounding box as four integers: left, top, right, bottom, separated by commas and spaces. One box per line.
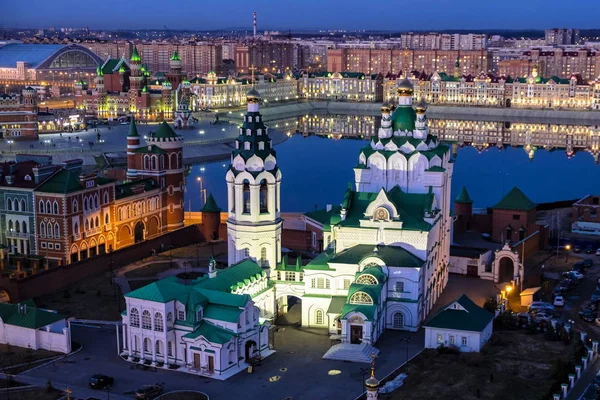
388, 291, 416, 301
85, 227, 102, 237
73, 233, 81, 241
104, 224, 112, 232
6, 231, 28, 239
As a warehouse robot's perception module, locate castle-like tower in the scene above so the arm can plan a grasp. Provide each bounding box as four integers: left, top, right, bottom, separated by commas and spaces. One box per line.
94, 65, 105, 94
226, 88, 282, 269
126, 118, 143, 180
128, 46, 144, 91
166, 50, 185, 89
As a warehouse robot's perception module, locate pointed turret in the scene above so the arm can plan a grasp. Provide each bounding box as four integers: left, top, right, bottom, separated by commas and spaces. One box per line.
455, 187, 473, 204
200, 193, 222, 241
126, 117, 142, 179
202, 193, 222, 213
170, 50, 181, 61
130, 46, 141, 63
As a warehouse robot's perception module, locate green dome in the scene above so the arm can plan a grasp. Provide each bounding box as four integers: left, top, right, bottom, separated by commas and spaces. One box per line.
391, 106, 416, 132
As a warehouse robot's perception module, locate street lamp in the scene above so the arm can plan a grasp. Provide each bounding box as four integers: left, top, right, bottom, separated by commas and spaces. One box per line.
400, 336, 411, 361
196, 177, 206, 208
565, 244, 571, 262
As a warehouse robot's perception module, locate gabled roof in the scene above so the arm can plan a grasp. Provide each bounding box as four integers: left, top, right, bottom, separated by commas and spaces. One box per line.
492, 187, 536, 211
330, 244, 424, 268
304, 206, 341, 225
424, 294, 493, 332
36, 169, 82, 194
0, 303, 66, 329
182, 320, 236, 344
196, 259, 264, 293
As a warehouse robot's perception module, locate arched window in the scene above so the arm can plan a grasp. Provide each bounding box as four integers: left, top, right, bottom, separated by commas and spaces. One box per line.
74, 221, 79, 234
144, 155, 150, 170
154, 312, 164, 332
95, 216, 99, 228
142, 310, 151, 329
39, 200, 45, 213
315, 309, 324, 325
259, 179, 268, 213
243, 180, 251, 213
54, 223, 60, 238
167, 341, 173, 357
73, 200, 78, 213
260, 247, 267, 266
53, 201, 59, 214
20, 199, 26, 211
46, 222, 53, 238
94, 195, 99, 209
22, 221, 27, 233
14, 221, 20, 233
104, 191, 109, 204
393, 312, 404, 328
46, 201, 51, 214
130, 308, 140, 327
155, 340, 163, 355
356, 274, 378, 285
177, 152, 183, 169
84, 219, 89, 231
151, 156, 157, 170
160, 155, 165, 169
118, 208, 122, 221
105, 213, 109, 224
83, 197, 89, 211
349, 291, 374, 305
7, 198, 12, 211
8, 220, 14, 232
143, 338, 151, 353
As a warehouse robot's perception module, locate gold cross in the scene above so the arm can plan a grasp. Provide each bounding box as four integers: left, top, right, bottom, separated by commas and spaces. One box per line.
249, 65, 257, 87
370, 352, 377, 378
65, 387, 72, 400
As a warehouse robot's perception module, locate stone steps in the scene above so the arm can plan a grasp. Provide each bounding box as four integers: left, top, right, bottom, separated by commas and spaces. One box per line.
322, 343, 380, 363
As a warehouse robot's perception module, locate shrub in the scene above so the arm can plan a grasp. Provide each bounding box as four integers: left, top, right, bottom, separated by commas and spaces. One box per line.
437, 344, 460, 355
545, 324, 559, 341
483, 297, 498, 313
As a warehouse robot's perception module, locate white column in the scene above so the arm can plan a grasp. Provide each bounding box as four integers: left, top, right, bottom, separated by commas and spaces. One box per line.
576, 365, 582, 379
276, 182, 281, 214
569, 374, 575, 389
250, 185, 259, 222
115, 325, 121, 355
227, 182, 234, 214
561, 384, 568, 398
152, 338, 157, 364
234, 183, 242, 220
164, 340, 168, 365
267, 182, 275, 218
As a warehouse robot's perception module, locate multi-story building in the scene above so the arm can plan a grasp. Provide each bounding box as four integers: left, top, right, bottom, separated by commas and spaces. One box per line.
298, 71, 383, 102
545, 29, 580, 46
189, 72, 298, 109
327, 48, 492, 76
0, 87, 38, 139
400, 33, 487, 50
497, 59, 542, 78
572, 195, 600, 235
30, 119, 185, 265
234, 41, 305, 73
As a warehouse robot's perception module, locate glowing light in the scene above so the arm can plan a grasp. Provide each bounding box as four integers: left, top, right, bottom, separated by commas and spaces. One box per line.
328, 370, 342, 376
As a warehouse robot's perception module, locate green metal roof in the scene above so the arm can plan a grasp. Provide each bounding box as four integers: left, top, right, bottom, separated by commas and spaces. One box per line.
0, 303, 66, 329
127, 118, 139, 137
358, 265, 387, 284
455, 187, 473, 204
304, 249, 336, 271
152, 121, 179, 139
126, 277, 190, 303
203, 304, 243, 323
101, 59, 122, 75
304, 206, 341, 225
171, 50, 181, 61
347, 283, 383, 305
492, 187, 536, 211
424, 294, 493, 332
391, 106, 416, 132
327, 296, 347, 314
130, 46, 141, 62
36, 169, 82, 194
201, 193, 222, 213
115, 178, 158, 200
182, 321, 236, 344
195, 259, 264, 293
331, 244, 424, 268
340, 304, 376, 320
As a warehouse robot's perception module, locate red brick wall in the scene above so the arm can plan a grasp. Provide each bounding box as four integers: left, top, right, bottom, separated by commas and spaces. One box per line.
492, 209, 536, 242
282, 229, 311, 251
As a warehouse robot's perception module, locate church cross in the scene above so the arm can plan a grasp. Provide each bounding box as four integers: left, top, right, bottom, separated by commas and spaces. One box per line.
370, 352, 378, 377
249, 64, 257, 87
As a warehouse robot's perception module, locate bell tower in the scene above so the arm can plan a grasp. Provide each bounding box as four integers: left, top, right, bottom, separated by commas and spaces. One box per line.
226, 88, 282, 270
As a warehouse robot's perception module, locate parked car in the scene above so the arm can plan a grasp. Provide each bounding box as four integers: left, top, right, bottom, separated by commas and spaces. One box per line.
586, 246, 595, 254
591, 290, 600, 303
584, 259, 594, 268
553, 296, 565, 307
574, 262, 587, 273
135, 383, 164, 399
574, 245, 582, 253
529, 301, 555, 312
563, 270, 584, 280
579, 309, 596, 322
596, 248, 600, 256
89, 374, 114, 390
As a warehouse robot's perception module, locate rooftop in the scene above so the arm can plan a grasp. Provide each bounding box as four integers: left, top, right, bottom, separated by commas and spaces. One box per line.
0, 43, 65, 68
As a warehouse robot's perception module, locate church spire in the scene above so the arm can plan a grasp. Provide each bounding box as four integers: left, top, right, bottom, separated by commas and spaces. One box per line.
378, 102, 393, 139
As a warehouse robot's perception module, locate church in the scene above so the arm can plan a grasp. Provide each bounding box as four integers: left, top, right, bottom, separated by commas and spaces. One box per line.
120, 77, 453, 376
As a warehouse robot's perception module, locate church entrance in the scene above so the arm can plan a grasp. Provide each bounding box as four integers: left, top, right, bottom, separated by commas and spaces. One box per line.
499, 257, 515, 283
350, 325, 363, 344
276, 295, 302, 326
134, 221, 145, 244
467, 264, 478, 277
245, 340, 257, 363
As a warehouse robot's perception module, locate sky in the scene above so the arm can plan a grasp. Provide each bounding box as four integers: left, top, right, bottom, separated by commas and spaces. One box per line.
2, 0, 599, 31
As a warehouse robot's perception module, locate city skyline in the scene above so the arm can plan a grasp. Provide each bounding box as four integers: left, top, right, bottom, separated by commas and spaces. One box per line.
2, 0, 600, 31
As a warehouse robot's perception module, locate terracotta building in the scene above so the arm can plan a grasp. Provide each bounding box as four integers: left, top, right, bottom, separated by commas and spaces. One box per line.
572, 195, 600, 235
0, 87, 38, 139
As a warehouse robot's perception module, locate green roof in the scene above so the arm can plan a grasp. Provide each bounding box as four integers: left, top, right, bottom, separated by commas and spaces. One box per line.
126, 277, 189, 303
358, 265, 387, 284
127, 117, 139, 137
132, 145, 166, 155
327, 296, 347, 315
391, 106, 416, 132
203, 304, 243, 323
424, 294, 493, 332
115, 178, 158, 200
152, 121, 179, 139
305, 206, 341, 225
101, 59, 122, 75
201, 193, 222, 213
130, 46, 141, 62
492, 187, 536, 211
36, 169, 81, 194
340, 304, 376, 320
182, 321, 236, 344
171, 50, 181, 61
347, 283, 383, 305
304, 249, 336, 271
0, 303, 66, 329
455, 187, 473, 204
331, 244, 423, 268
195, 259, 264, 293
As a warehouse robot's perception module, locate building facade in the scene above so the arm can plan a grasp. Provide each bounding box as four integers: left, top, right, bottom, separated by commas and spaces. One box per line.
298, 71, 383, 102
572, 195, 600, 235
0, 87, 39, 139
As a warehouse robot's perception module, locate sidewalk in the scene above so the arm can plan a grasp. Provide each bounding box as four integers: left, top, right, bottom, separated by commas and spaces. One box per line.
567, 356, 600, 400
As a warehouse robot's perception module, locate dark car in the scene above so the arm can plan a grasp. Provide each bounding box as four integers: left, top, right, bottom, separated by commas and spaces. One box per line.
586, 246, 595, 254
579, 309, 596, 322
584, 259, 594, 268
574, 245, 582, 253
135, 383, 164, 399
89, 374, 114, 390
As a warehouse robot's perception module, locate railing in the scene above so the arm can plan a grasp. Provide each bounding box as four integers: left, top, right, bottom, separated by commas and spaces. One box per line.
86, 227, 102, 236
387, 291, 415, 301
104, 224, 112, 232
6, 231, 28, 239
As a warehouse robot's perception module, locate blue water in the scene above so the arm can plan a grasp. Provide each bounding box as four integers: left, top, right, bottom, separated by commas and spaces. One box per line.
187, 134, 600, 213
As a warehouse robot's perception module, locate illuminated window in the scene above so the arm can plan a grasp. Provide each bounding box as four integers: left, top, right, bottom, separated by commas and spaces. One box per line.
349, 292, 373, 305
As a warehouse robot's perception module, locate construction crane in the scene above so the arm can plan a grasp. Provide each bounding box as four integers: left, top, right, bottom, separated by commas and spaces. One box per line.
164, 25, 174, 40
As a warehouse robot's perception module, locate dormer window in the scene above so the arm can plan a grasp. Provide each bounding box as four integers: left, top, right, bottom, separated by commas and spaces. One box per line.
258, 142, 265, 150
196, 309, 203, 322
244, 142, 251, 151
177, 310, 185, 320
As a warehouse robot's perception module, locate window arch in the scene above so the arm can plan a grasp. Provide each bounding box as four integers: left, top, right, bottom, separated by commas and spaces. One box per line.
167, 341, 173, 357
74, 221, 79, 234
14, 221, 20, 233
142, 310, 151, 329
22, 221, 27, 233
7, 198, 12, 211
84, 219, 89, 231
151, 156, 157, 170
392, 312, 404, 328
349, 291, 374, 305
83, 197, 89, 211
243, 179, 251, 213
160, 155, 165, 170
177, 152, 183, 169
46, 222, 53, 238
144, 155, 150, 170
54, 223, 60, 238
104, 191, 109, 204
53, 201, 59, 214
8, 220, 13, 232
46, 201, 51, 214
39, 200, 45, 213
315, 309, 324, 325
20, 199, 26, 211
259, 179, 268, 213
73, 200, 78, 213
155, 340, 164, 355
154, 312, 164, 332
95, 216, 99, 228
143, 338, 151, 353
356, 274, 378, 285
105, 213, 109, 224
118, 208, 122, 221
260, 247, 267, 266
94, 194, 99, 209
130, 308, 140, 327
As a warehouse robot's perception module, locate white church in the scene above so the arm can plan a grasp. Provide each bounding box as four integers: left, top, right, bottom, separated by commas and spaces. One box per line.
120, 78, 453, 376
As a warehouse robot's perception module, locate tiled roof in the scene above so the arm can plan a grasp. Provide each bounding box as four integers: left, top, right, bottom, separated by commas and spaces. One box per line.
151, 121, 179, 139
203, 304, 242, 323
424, 294, 493, 332
492, 187, 536, 211
0, 44, 65, 68
0, 303, 66, 329
182, 320, 236, 344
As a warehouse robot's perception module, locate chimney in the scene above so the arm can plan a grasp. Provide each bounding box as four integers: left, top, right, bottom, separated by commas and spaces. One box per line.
326, 204, 332, 212
253, 12, 257, 39
208, 257, 217, 279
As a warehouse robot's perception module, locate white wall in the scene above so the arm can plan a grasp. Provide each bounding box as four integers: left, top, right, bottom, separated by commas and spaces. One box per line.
0, 319, 71, 354
424, 325, 492, 352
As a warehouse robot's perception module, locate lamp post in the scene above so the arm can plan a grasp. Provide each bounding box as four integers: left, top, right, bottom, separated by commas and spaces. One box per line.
400, 336, 411, 362
565, 244, 571, 262
196, 177, 206, 208
505, 284, 513, 309
7, 140, 13, 152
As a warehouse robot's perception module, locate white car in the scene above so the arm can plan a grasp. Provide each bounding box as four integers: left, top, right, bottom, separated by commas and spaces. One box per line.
596, 248, 600, 256
570, 271, 585, 280
529, 301, 555, 311
553, 296, 565, 307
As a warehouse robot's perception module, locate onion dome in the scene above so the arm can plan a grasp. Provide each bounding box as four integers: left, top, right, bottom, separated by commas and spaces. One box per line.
170, 50, 181, 61
365, 376, 379, 390
246, 88, 261, 102
414, 98, 428, 113
162, 80, 172, 90
396, 77, 414, 95
130, 46, 141, 63
380, 102, 392, 113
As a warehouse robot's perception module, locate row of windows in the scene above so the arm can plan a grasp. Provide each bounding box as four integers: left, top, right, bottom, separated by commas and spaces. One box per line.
129, 309, 169, 331
437, 333, 468, 346
143, 152, 183, 171
6, 198, 27, 212
7, 219, 27, 234
40, 242, 61, 250
38, 200, 59, 215
39, 222, 60, 238
118, 197, 160, 221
